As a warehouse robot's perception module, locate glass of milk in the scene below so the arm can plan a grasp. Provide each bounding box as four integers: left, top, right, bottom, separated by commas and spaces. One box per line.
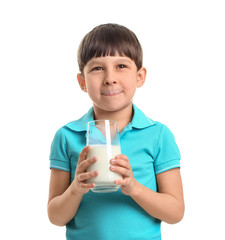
86, 120, 123, 193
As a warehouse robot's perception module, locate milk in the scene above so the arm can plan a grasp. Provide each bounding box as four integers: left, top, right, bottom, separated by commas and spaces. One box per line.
86, 144, 123, 192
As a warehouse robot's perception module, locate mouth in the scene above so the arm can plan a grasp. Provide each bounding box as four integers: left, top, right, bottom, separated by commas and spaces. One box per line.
101, 90, 123, 96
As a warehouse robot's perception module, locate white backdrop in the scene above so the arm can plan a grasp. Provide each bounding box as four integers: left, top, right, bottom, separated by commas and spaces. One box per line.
0, 0, 224, 239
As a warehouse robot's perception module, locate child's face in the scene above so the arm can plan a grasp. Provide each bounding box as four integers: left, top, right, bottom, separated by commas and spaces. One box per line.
77, 54, 146, 113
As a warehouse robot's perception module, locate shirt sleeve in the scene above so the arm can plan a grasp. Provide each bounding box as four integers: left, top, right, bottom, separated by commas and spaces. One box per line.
154, 124, 181, 174
49, 128, 71, 172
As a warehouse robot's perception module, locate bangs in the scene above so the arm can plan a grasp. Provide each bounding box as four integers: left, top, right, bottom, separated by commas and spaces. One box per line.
88, 27, 136, 59
78, 24, 143, 73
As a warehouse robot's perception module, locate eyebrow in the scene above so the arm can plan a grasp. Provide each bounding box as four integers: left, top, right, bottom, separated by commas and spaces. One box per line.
86, 57, 133, 67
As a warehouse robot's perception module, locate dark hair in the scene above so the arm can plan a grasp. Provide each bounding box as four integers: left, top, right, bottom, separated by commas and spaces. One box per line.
77, 23, 143, 74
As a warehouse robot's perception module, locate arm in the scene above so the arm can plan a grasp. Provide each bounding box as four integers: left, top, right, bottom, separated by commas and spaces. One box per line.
130, 168, 184, 224
111, 155, 184, 224
48, 146, 98, 226
47, 169, 82, 226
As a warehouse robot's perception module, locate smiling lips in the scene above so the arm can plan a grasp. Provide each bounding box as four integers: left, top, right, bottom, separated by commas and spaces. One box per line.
101, 90, 122, 96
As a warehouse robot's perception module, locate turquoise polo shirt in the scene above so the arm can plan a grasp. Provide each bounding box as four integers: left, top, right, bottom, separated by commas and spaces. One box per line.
49, 104, 181, 240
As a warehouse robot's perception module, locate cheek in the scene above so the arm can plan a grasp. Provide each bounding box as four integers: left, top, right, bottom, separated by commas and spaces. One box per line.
124, 81, 137, 94
86, 85, 100, 100
86, 80, 96, 92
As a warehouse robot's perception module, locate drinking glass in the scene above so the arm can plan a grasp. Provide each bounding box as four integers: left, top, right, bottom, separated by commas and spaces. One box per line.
86, 120, 122, 193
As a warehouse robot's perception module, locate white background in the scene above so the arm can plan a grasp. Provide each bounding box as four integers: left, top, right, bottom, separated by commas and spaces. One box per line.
0, 0, 224, 239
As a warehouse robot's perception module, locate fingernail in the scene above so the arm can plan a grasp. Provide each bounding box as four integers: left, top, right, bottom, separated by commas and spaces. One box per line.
111, 159, 116, 164
111, 166, 115, 170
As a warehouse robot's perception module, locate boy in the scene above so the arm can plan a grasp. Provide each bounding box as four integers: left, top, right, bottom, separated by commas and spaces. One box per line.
48, 23, 184, 240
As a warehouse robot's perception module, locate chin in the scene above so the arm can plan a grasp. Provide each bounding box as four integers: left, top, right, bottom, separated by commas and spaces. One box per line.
97, 102, 133, 113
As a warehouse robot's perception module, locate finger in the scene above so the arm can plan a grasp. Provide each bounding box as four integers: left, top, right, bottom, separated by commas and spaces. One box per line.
110, 165, 131, 177
80, 182, 96, 189
110, 158, 130, 169
115, 154, 129, 161
114, 178, 130, 186
78, 146, 90, 164
78, 171, 98, 182
77, 156, 97, 173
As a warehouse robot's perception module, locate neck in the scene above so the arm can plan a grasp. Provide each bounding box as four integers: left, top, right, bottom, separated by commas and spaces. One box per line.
93, 103, 133, 132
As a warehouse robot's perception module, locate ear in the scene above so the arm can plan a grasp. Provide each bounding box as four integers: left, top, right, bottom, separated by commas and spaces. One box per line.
137, 67, 147, 88
77, 74, 87, 92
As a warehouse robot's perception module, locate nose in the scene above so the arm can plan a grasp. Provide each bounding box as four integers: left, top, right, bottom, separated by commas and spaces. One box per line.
104, 69, 117, 85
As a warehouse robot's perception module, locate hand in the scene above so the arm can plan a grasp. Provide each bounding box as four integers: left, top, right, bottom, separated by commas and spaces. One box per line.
110, 154, 137, 195
71, 146, 98, 195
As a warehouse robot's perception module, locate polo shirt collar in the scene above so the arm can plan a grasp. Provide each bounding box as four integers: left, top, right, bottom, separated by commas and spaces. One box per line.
65, 107, 94, 132
65, 104, 155, 132
131, 104, 155, 129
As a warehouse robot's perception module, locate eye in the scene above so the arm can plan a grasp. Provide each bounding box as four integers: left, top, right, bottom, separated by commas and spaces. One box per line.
91, 66, 103, 71
117, 64, 127, 69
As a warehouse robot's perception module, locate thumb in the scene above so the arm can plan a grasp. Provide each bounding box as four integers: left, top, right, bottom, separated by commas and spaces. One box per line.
78, 145, 90, 164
